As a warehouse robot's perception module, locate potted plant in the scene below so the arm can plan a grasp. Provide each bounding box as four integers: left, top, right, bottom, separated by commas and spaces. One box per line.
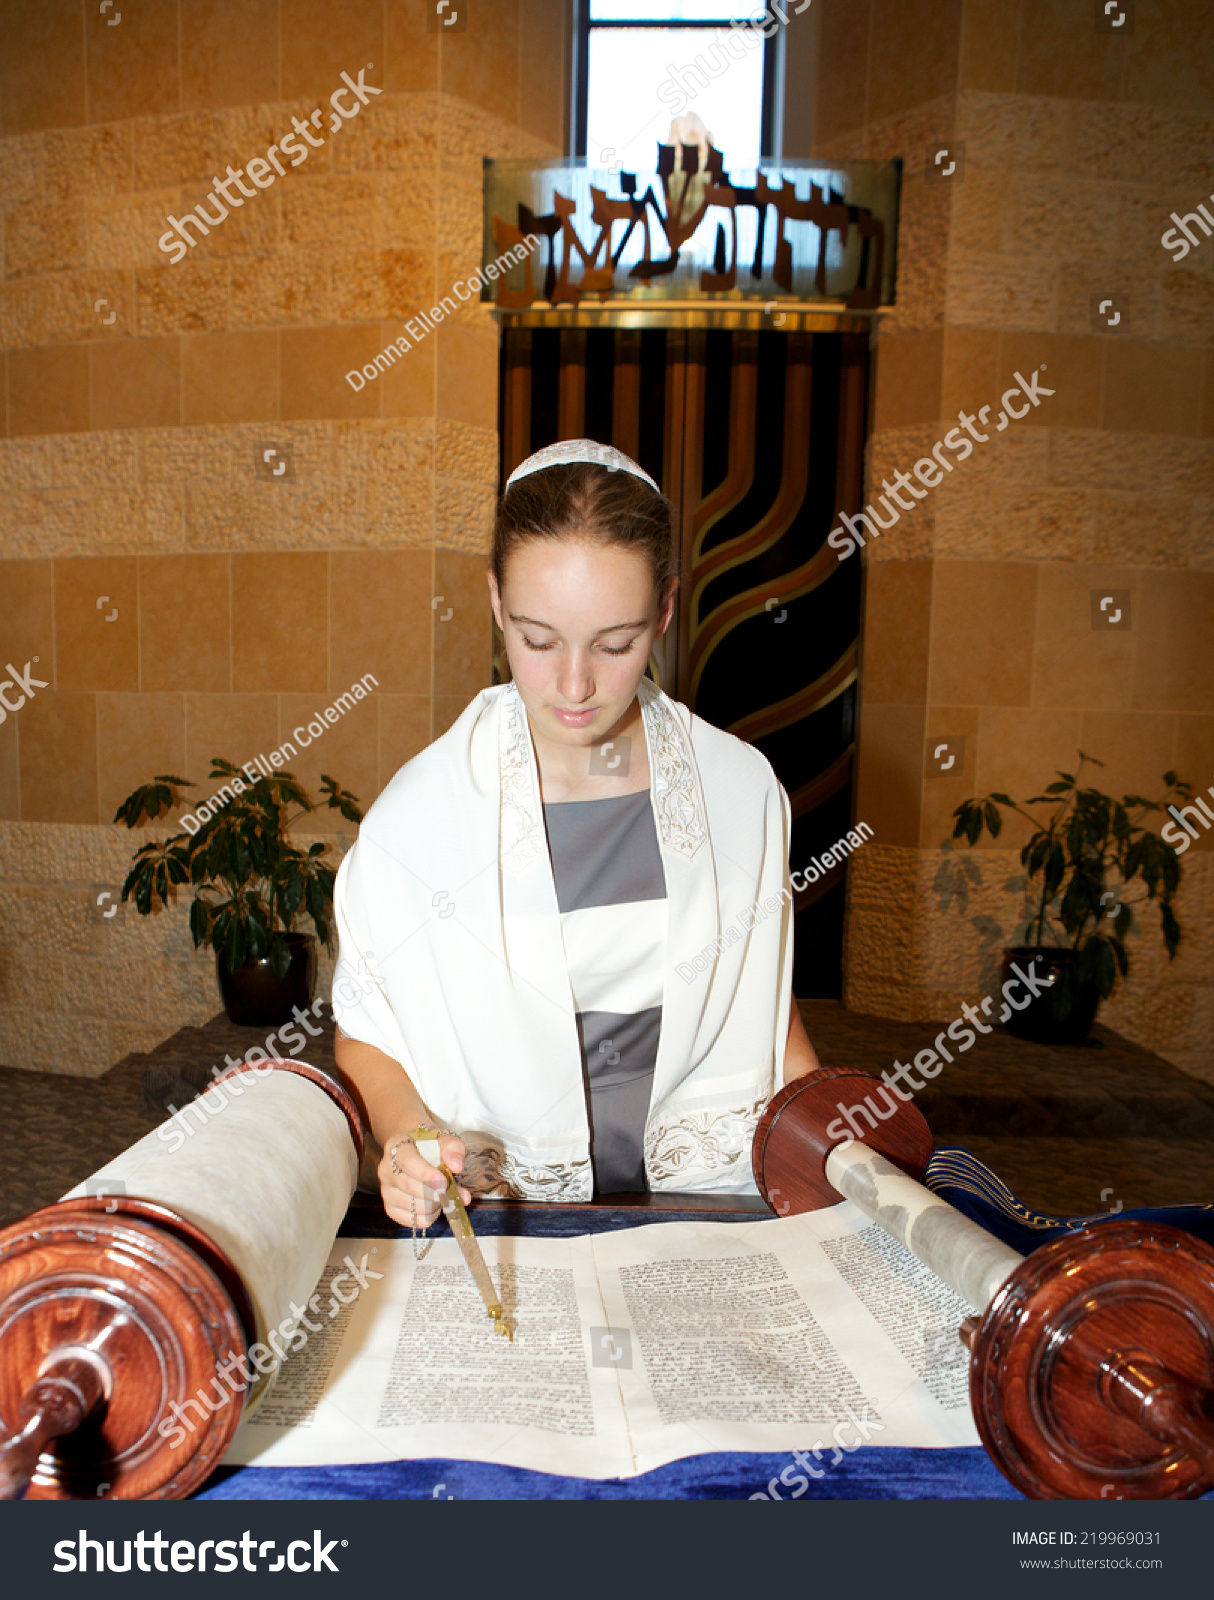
114, 762, 363, 1027
951, 754, 1190, 1045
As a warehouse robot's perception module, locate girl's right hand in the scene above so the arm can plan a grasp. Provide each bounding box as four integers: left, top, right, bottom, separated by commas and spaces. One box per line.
378, 1130, 470, 1230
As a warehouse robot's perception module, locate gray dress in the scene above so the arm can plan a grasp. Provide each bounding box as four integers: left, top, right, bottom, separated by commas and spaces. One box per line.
541, 789, 667, 1192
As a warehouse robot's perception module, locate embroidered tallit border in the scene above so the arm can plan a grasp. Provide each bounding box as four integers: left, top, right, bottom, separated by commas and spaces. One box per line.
499, 685, 545, 875
461, 1135, 594, 1202
644, 1095, 769, 1187
639, 679, 706, 860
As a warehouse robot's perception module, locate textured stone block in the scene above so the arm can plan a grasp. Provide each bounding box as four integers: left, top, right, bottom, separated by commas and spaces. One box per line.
44, 123, 133, 202
136, 257, 232, 335
88, 190, 186, 271
0, 131, 46, 206
6, 199, 86, 278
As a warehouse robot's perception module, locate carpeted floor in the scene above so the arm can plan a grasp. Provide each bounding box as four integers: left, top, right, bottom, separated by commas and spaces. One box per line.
1, 1000, 1211, 1229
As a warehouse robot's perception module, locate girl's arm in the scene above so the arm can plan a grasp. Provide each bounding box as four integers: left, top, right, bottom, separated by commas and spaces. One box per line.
782, 994, 822, 1083
334, 1031, 470, 1224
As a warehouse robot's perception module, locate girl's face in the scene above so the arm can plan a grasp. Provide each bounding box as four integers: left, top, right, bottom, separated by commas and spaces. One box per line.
487, 537, 675, 749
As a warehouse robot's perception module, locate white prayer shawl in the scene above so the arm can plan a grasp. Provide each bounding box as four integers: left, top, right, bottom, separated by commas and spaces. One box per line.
331, 677, 794, 1200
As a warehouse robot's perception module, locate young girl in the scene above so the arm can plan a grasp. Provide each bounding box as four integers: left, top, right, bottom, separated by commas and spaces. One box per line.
331, 440, 821, 1230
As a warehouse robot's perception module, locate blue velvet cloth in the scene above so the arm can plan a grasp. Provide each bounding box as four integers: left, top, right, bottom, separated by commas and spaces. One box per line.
198, 1163, 1214, 1502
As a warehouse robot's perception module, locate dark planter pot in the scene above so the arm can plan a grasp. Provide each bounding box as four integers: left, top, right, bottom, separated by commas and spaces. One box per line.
217, 932, 317, 1028
1000, 946, 1101, 1046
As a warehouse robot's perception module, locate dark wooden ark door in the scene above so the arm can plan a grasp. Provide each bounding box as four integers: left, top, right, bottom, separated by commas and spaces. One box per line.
499, 324, 868, 998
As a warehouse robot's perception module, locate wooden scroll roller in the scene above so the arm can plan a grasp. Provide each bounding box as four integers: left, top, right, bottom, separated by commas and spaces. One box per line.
0, 1059, 365, 1502
753, 1066, 1214, 1501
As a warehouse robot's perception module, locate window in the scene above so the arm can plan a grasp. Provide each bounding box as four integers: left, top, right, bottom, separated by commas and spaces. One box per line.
575, 1, 784, 175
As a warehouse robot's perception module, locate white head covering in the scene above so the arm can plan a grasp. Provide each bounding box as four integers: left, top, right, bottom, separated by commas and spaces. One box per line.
505, 438, 661, 494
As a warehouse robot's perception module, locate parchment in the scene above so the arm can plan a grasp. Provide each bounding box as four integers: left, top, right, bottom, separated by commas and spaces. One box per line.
223, 1203, 981, 1479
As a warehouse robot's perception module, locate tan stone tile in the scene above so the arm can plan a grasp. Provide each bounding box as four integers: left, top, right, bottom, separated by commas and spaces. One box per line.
1134, 570, 1214, 714
969, 705, 1086, 853
379, 318, 435, 418
231, 552, 329, 692
281, 326, 387, 420
18, 692, 98, 823
434, 550, 494, 701
329, 549, 430, 695
928, 559, 1037, 706
958, 0, 1020, 91
997, 333, 1100, 430
385, 0, 439, 93
8, 345, 90, 437
184, 693, 280, 787
1103, 343, 1202, 437
813, 0, 872, 146
91, 337, 182, 432
441, 1, 520, 125
182, 0, 281, 111
872, 329, 944, 432
867, 0, 961, 122
55, 556, 139, 691
858, 559, 932, 707
1174, 718, 1214, 853
940, 328, 1000, 420
276, 690, 375, 838
1030, 561, 1137, 712
1122, 0, 1214, 114
1077, 711, 1179, 807
377, 692, 431, 792
517, 0, 566, 148
182, 330, 279, 425
854, 701, 925, 850
1015, 0, 1125, 99
0, 560, 54, 680
139, 552, 231, 692
0, 714, 17, 820
432, 693, 470, 738
919, 705, 981, 850
87, 0, 179, 119
0, 0, 87, 136
97, 693, 187, 824
436, 323, 498, 429
280, 0, 385, 103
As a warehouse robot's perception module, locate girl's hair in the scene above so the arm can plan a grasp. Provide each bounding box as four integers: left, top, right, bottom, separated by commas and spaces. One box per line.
492, 461, 678, 602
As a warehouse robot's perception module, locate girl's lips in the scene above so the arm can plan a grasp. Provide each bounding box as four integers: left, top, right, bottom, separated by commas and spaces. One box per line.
552, 706, 598, 726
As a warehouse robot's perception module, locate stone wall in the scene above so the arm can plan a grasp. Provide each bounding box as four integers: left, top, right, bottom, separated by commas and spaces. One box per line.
0, 0, 566, 1073
809, 0, 1214, 1077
